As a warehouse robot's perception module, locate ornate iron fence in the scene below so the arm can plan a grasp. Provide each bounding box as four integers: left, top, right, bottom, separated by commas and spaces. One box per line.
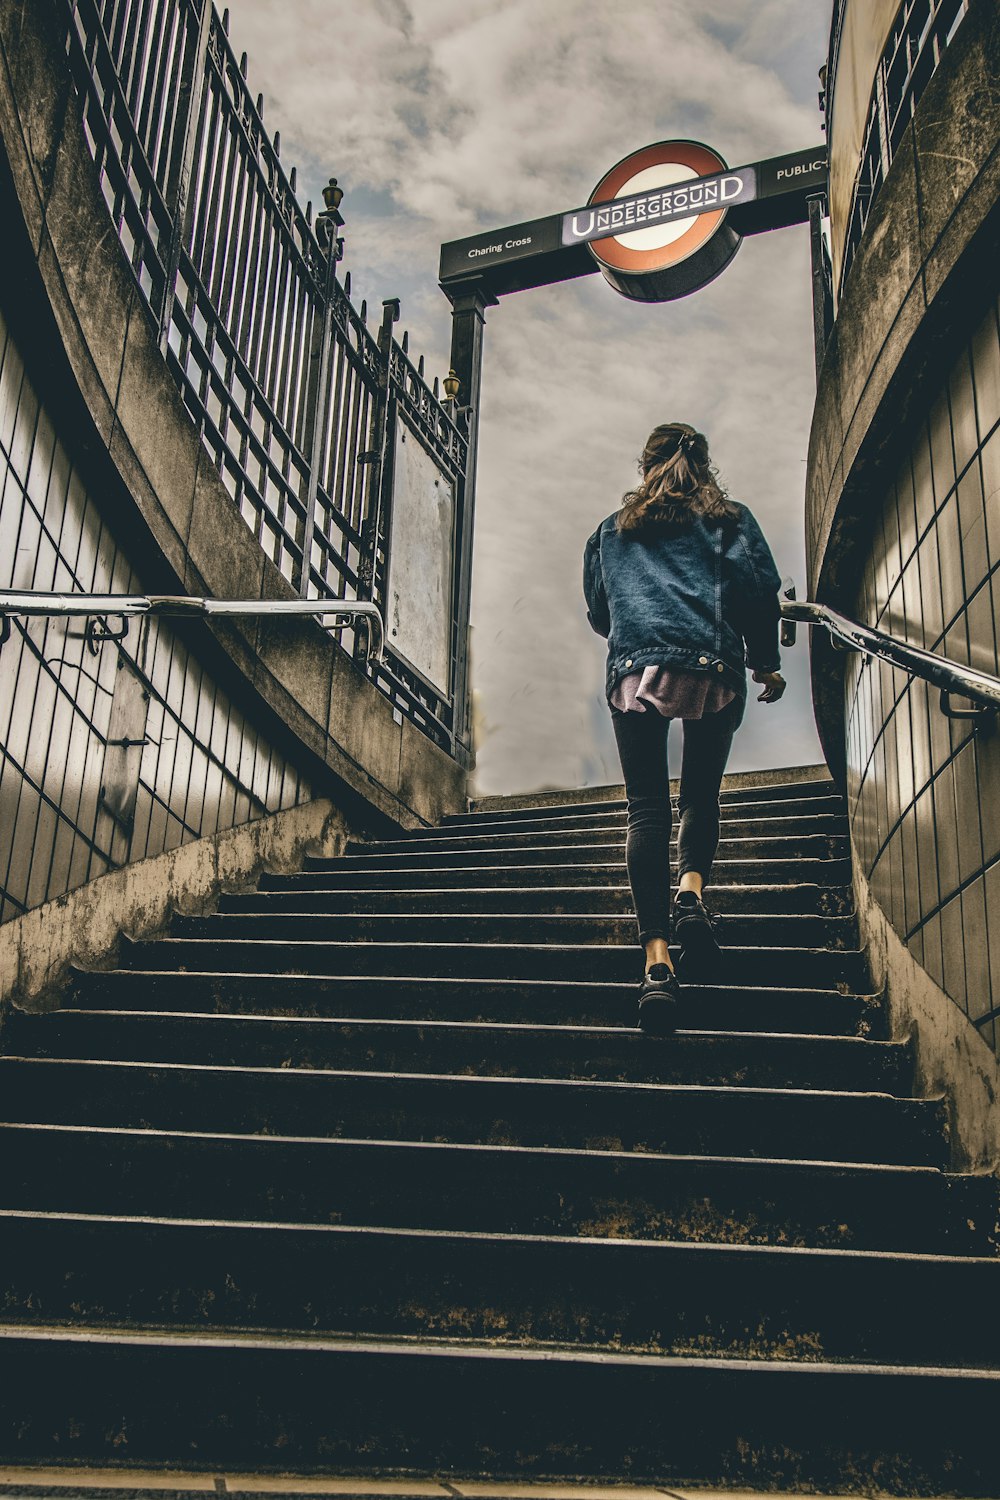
64, 0, 468, 753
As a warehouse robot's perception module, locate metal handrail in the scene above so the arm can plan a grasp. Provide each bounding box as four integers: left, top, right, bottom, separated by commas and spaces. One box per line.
0, 591, 385, 664
782, 598, 1000, 721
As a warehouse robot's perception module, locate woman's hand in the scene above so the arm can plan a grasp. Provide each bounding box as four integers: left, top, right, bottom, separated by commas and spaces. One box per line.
753, 670, 786, 704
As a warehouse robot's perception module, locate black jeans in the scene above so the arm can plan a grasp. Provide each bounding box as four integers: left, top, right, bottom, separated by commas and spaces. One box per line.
611, 694, 745, 945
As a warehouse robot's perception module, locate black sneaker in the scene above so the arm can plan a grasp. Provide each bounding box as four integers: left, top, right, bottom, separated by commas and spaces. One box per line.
637, 963, 680, 1036
673, 890, 722, 978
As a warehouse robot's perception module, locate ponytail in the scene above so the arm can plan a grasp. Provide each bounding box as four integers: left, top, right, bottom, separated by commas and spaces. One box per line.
617, 423, 737, 533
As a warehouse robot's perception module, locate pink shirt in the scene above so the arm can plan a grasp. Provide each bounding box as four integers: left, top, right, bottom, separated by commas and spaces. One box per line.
611, 666, 736, 719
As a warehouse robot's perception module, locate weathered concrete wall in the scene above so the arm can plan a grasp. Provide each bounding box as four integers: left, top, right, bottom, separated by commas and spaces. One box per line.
807, 0, 1000, 1146
0, 0, 466, 835
853, 843, 1000, 1173
0, 796, 349, 1013
805, 0, 999, 775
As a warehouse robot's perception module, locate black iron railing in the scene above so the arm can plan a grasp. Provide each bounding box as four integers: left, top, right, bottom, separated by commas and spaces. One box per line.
63, 0, 468, 753
834, 0, 969, 294
783, 596, 1000, 722
0, 593, 385, 662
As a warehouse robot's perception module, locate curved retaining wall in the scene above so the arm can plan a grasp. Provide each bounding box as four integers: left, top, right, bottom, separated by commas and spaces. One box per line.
0, 0, 465, 1001
0, 0, 464, 836
806, 0, 1000, 1157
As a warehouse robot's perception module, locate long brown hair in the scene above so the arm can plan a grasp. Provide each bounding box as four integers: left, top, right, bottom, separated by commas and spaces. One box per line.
616, 423, 737, 532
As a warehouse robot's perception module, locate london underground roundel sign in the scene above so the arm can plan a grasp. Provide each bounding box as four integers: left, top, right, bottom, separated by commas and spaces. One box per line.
581, 140, 743, 303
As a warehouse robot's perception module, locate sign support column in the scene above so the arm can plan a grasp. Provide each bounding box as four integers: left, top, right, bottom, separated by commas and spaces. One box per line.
447, 278, 497, 753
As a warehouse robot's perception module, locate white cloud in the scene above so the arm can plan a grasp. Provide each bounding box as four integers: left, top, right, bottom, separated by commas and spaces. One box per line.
228, 0, 831, 792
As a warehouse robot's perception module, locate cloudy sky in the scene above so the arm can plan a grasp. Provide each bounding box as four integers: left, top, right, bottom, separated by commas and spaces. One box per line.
230, 0, 832, 794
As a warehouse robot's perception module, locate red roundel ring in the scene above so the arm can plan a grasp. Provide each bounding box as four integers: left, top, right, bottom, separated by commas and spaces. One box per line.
586, 140, 742, 303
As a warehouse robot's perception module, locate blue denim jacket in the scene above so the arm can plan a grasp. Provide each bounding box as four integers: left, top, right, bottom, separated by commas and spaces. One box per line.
583, 502, 782, 703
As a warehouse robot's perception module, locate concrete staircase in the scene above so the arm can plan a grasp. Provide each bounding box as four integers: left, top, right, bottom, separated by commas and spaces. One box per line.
1, 766, 999, 1491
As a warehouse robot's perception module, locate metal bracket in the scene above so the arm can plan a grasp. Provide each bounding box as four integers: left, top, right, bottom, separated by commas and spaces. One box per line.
939, 688, 997, 728
779, 579, 797, 648
0, 615, 10, 652
85, 615, 130, 654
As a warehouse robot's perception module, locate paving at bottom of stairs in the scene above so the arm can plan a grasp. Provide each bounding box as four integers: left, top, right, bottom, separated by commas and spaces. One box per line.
0, 1475, 971, 1500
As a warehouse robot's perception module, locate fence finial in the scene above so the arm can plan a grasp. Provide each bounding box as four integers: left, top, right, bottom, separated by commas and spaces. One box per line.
239, 51, 247, 78
222, 7, 230, 33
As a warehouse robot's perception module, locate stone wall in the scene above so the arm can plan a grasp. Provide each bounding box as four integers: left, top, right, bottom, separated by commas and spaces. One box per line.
0, 0, 467, 1003
0, 0, 466, 838
806, 0, 1000, 1147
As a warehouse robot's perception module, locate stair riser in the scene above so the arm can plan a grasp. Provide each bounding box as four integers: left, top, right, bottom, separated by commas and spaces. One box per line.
0, 1335, 997, 1489
260, 857, 854, 891
0, 1126, 991, 1253
9, 1014, 911, 1094
70, 973, 882, 1036
352, 816, 848, 853
173, 912, 858, 951
0, 1059, 946, 1166
465, 780, 838, 820
1, 1216, 996, 1366
120, 937, 871, 991
442, 794, 846, 832
315, 834, 849, 869
226, 884, 855, 917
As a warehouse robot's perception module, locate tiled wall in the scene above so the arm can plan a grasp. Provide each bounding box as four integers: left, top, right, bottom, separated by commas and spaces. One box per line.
846, 297, 1000, 1052
0, 303, 313, 925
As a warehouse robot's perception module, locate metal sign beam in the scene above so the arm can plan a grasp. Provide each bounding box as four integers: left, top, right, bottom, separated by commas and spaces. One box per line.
439, 146, 827, 299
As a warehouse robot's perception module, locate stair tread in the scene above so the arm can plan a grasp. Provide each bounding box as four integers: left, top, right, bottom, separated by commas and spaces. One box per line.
2, 1051, 917, 1101
3, 1322, 997, 1381
44, 1009, 898, 1043
0, 1116, 948, 1176
128, 936, 865, 955
4, 1205, 996, 1265
75, 967, 879, 995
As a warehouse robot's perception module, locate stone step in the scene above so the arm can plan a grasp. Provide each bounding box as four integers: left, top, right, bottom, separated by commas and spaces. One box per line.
261, 856, 854, 890
119, 935, 872, 991
312, 832, 849, 869
7, 1012, 911, 1093
0, 1325, 996, 1488
356, 813, 848, 852
443, 792, 846, 831
69, 970, 883, 1036
0, 1122, 991, 1253
467, 775, 838, 817
224, 882, 854, 918
0, 1212, 997, 1367
171, 910, 859, 952
0, 1057, 945, 1165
